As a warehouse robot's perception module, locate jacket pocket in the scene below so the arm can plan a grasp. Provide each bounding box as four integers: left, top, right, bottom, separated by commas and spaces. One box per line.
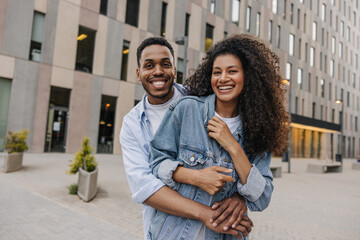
179, 146, 207, 167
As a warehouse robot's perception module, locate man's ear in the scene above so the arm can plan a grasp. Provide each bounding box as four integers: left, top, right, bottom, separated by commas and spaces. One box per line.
136, 68, 140, 81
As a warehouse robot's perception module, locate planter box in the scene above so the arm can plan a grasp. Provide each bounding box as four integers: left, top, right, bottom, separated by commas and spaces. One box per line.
2, 153, 23, 173
77, 167, 98, 202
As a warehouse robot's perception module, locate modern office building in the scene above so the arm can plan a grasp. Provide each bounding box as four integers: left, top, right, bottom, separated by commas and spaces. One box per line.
0, 0, 359, 159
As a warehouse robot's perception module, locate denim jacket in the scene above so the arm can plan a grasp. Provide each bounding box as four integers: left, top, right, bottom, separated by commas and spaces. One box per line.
148, 94, 274, 240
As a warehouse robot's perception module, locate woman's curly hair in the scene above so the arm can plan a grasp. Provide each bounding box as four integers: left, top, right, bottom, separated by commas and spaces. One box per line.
185, 34, 289, 155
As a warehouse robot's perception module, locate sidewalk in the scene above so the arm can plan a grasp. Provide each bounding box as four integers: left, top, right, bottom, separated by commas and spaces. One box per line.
0, 153, 359, 239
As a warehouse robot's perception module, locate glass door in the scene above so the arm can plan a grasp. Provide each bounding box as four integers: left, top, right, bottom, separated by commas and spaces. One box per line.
44, 106, 68, 152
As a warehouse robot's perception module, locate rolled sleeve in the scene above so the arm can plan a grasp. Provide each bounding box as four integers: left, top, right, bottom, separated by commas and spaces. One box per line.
158, 160, 183, 190
236, 164, 266, 202
120, 116, 166, 204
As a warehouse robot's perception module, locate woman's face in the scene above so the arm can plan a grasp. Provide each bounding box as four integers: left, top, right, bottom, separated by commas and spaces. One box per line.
211, 54, 244, 106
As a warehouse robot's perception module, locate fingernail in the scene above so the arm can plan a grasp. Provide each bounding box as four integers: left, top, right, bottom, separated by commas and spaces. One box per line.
209, 219, 213, 223
223, 226, 228, 231
212, 223, 217, 227
232, 224, 236, 228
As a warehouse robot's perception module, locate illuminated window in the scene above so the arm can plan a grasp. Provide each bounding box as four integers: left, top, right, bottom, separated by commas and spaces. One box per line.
97, 95, 117, 154
312, 21, 317, 41
286, 62, 292, 80
210, 0, 216, 14
121, 40, 130, 81
289, 34, 295, 56
205, 24, 214, 52
310, 47, 315, 66
160, 2, 167, 37
256, 13, 261, 37
297, 68, 303, 89
75, 26, 96, 73
272, 0, 277, 14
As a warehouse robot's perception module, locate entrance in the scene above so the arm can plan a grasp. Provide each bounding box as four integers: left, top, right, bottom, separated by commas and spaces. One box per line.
45, 106, 68, 152
44, 87, 70, 152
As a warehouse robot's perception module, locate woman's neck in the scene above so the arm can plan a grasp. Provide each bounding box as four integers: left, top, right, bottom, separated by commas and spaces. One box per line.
215, 99, 239, 118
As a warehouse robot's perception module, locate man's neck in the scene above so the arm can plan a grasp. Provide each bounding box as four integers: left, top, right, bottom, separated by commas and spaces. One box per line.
148, 88, 175, 105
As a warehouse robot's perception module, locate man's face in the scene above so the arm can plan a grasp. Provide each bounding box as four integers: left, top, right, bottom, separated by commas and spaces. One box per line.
136, 44, 176, 105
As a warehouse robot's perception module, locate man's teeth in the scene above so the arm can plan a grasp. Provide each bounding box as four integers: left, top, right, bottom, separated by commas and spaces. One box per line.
219, 86, 233, 90
153, 81, 165, 86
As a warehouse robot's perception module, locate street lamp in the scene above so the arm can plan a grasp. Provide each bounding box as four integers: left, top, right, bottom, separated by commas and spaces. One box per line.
175, 36, 188, 84
335, 99, 344, 169
282, 79, 291, 173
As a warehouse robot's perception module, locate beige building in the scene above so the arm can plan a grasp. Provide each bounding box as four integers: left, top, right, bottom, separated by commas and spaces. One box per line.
0, 0, 359, 159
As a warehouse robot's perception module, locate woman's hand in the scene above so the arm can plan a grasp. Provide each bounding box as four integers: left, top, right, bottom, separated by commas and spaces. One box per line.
195, 166, 234, 195
210, 193, 253, 232
207, 116, 238, 153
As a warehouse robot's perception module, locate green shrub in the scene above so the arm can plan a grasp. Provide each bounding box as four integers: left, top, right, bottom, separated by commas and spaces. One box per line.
4, 129, 29, 153
68, 137, 97, 174
68, 183, 78, 195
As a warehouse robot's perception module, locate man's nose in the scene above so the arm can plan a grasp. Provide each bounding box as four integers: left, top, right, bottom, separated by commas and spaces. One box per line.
153, 65, 164, 75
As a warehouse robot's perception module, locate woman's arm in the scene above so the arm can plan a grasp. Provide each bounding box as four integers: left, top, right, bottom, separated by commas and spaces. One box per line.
207, 116, 273, 211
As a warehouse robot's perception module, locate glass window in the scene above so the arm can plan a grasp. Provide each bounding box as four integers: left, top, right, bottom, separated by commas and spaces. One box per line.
340, 20, 344, 37
286, 62, 292, 80
29, 11, 45, 62
289, 34, 295, 56
290, 4, 294, 24
339, 42, 343, 58
246, 7, 251, 31
177, 58, 184, 84
97, 95, 117, 154
160, 2, 167, 37
347, 26, 350, 41
0, 77, 11, 151
321, 3, 326, 21
298, 38, 301, 59
277, 25, 281, 48
210, 0, 216, 14
121, 40, 130, 81
330, 59, 334, 77
331, 36, 336, 53
297, 68, 303, 89
256, 12, 261, 37
205, 24, 214, 52
310, 47, 315, 66
185, 14, 190, 37
312, 21, 317, 41
268, 20, 273, 42
75, 26, 96, 73
272, 0, 277, 14
125, 0, 140, 27
320, 79, 325, 97
232, 0, 240, 25
100, 0, 108, 15
283, 0, 286, 19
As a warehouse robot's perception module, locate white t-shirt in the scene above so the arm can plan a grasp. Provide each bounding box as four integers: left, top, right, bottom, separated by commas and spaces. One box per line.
145, 87, 182, 135
196, 112, 241, 240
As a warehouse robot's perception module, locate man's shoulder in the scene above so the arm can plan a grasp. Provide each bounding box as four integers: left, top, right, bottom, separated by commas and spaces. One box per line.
169, 95, 206, 111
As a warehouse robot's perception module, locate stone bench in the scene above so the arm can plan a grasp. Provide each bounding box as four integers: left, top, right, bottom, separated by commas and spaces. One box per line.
307, 162, 342, 174
352, 162, 360, 170
270, 166, 282, 178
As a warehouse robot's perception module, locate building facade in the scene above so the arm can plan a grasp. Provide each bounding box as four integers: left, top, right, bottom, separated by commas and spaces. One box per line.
0, 0, 359, 158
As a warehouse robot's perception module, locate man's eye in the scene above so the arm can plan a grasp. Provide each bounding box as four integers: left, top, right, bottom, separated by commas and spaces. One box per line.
163, 62, 171, 67
144, 64, 153, 68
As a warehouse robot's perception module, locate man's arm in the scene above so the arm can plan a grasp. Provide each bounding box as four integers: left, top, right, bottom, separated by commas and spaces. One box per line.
145, 186, 249, 238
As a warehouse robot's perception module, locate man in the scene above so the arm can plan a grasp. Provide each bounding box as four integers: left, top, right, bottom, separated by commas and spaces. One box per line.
120, 37, 252, 239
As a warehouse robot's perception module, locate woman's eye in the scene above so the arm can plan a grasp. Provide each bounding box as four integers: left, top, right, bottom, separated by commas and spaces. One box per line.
213, 71, 221, 75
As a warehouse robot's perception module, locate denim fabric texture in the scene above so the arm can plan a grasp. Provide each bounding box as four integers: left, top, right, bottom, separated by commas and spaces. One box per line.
149, 94, 274, 240
119, 83, 186, 238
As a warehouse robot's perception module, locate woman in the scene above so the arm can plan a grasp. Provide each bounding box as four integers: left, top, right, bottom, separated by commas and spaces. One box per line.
148, 34, 289, 239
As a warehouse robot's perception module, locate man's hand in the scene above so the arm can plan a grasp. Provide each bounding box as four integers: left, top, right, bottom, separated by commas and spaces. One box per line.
210, 193, 253, 232
195, 166, 234, 195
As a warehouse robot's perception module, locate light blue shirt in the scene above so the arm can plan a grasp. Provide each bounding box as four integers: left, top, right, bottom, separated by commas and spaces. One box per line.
119, 83, 186, 238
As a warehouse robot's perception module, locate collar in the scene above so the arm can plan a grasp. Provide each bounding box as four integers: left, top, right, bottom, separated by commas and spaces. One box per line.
139, 83, 186, 123
204, 94, 244, 139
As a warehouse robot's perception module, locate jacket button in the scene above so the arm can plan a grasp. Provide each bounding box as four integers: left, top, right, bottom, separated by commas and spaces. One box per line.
190, 156, 195, 162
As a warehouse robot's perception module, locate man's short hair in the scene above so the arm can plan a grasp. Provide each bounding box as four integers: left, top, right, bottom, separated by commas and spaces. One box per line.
136, 37, 175, 67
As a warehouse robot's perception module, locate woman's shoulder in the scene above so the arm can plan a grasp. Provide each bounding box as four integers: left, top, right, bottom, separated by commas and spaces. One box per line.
169, 95, 208, 111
